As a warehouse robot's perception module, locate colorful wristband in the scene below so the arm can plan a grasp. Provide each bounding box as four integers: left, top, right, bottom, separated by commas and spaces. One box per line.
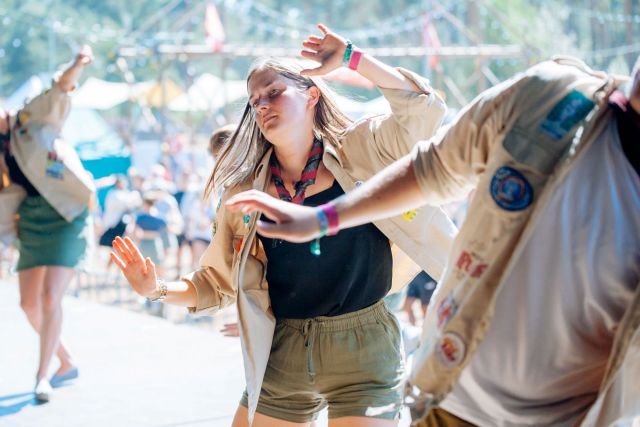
319, 203, 339, 236
342, 40, 353, 66
348, 49, 363, 71
316, 208, 329, 237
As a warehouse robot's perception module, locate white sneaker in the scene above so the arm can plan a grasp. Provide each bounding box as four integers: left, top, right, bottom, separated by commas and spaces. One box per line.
35, 378, 52, 402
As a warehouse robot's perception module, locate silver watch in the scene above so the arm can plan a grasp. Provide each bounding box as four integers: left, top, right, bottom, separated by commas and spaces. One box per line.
148, 280, 167, 302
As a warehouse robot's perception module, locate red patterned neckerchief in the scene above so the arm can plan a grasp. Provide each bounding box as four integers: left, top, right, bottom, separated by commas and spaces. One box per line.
269, 137, 323, 205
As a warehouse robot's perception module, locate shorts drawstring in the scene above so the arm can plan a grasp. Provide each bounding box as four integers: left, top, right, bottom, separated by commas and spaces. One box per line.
301, 319, 318, 383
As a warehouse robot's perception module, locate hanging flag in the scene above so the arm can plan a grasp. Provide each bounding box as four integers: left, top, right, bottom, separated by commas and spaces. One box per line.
205, 1, 225, 52
422, 12, 441, 69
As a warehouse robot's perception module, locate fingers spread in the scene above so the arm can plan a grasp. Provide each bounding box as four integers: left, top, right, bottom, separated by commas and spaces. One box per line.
302, 40, 320, 50
300, 50, 319, 62
123, 236, 146, 264
110, 252, 127, 270
112, 237, 133, 263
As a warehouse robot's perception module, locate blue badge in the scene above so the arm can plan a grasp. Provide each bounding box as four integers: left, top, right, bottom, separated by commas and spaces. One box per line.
540, 90, 595, 140
490, 166, 533, 211
45, 159, 64, 180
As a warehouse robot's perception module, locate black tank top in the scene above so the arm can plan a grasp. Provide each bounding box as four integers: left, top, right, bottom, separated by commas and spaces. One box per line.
258, 180, 392, 319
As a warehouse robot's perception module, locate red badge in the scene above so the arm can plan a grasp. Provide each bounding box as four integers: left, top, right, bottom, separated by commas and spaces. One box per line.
436, 332, 466, 368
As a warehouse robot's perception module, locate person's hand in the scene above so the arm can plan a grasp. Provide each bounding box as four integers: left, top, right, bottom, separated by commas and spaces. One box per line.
300, 23, 349, 77
225, 190, 320, 243
74, 45, 94, 67
111, 236, 158, 298
220, 322, 239, 337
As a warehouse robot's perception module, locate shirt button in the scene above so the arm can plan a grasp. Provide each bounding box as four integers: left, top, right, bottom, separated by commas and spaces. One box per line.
355, 181, 363, 187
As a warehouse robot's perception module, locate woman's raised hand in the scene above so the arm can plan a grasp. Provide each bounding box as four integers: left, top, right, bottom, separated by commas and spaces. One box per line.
111, 236, 158, 298
74, 45, 94, 67
300, 23, 349, 77
226, 190, 321, 243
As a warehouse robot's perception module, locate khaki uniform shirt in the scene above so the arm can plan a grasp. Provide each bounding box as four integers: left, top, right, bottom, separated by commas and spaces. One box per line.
5, 80, 95, 221
183, 68, 458, 423
410, 57, 639, 425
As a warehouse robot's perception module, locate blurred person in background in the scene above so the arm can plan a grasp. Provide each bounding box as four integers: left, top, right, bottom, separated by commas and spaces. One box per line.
402, 271, 437, 326
98, 174, 141, 255
130, 193, 168, 279
0, 46, 95, 402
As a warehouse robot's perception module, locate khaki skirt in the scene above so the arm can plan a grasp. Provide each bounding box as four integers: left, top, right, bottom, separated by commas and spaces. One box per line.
16, 195, 91, 271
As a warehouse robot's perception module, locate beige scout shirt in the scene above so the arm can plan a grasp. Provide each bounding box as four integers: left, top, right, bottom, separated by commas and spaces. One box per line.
182, 68, 458, 422
410, 58, 639, 425
7, 80, 95, 222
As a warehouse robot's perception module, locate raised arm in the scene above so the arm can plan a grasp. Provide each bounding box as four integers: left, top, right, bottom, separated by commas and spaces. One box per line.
58, 44, 94, 92
301, 23, 421, 92
21, 45, 93, 129
225, 64, 533, 241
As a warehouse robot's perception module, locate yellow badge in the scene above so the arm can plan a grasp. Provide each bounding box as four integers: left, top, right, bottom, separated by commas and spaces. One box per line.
19, 111, 29, 125
402, 210, 417, 221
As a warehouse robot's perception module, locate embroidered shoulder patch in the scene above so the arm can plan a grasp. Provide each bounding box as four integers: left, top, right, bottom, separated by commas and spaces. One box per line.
540, 90, 595, 140
490, 166, 533, 211
436, 332, 466, 368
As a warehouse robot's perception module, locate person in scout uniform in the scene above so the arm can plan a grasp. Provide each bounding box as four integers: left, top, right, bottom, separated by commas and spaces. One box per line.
112, 23, 457, 426
225, 56, 640, 427
0, 45, 95, 402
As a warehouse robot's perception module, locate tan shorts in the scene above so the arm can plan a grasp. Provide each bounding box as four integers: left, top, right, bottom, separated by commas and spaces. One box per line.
240, 300, 405, 422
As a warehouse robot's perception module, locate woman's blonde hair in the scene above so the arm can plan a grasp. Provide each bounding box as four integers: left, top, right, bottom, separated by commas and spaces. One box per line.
204, 57, 353, 198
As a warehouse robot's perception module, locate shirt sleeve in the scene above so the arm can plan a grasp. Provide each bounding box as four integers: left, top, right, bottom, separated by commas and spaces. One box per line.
366, 68, 447, 164
19, 78, 72, 131
410, 71, 529, 206
182, 190, 237, 315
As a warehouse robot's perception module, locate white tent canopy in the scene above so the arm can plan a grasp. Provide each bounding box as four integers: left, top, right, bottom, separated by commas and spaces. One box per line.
72, 77, 151, 110
169, 73, 247, 112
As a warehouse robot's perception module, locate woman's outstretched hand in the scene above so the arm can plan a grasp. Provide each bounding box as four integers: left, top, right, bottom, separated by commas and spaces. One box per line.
111, 236, 158, 298
300, 23, 349, 77
226, 190, 321, 243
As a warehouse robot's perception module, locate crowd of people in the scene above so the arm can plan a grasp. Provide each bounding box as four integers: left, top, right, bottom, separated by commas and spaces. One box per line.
1, 20, 638, 427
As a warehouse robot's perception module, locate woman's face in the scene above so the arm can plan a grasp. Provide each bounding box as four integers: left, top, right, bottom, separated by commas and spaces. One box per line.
247, 68, 315, 142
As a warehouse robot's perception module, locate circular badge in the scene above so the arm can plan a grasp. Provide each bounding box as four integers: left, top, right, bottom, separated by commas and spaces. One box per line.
436, 332, 466, 368
490, 166, 533, 211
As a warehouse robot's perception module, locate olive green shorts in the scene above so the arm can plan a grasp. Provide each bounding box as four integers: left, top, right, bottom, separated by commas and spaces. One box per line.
240, 299, 405, 422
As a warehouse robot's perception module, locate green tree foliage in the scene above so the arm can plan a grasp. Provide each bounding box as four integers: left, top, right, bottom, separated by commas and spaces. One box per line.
1, 0, 638, 108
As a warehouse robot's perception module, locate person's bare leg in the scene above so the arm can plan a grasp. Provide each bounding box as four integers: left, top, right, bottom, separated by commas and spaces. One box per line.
37, 266, 76, 380
402, 297, 417, 326
420, 303, 428, 321
232, 405, 314, 427
19, 267, 74, 375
